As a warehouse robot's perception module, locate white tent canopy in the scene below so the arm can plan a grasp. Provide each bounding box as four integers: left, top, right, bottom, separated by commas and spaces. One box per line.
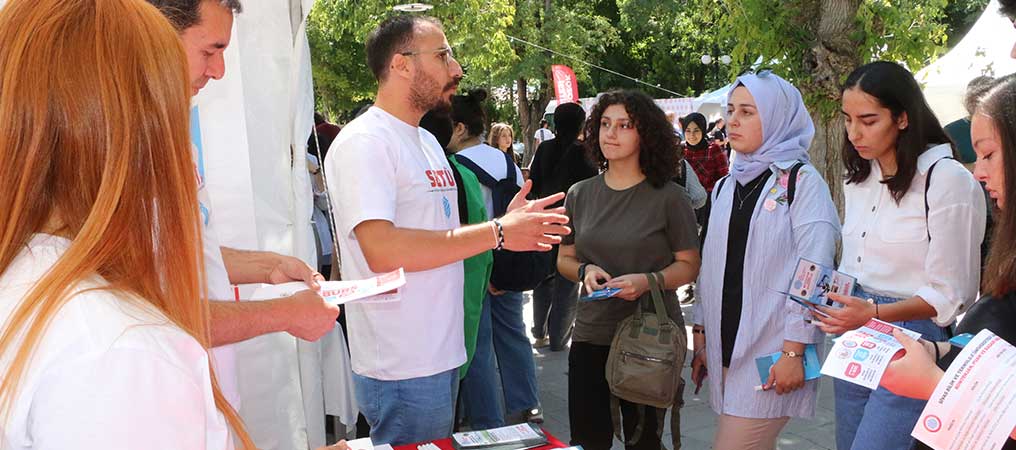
917, 0, 1016, 124
692, 83, 733, 120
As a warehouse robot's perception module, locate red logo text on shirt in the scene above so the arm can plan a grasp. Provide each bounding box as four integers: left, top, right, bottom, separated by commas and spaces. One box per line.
426, 169, 457, 188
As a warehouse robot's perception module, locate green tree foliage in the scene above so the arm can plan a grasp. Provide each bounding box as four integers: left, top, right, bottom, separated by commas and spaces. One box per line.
717, 0, 952, 209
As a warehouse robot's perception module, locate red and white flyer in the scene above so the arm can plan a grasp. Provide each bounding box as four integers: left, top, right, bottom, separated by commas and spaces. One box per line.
912, 329, 1016, 450
820, 319, 922, 390
233, 268, 405, 305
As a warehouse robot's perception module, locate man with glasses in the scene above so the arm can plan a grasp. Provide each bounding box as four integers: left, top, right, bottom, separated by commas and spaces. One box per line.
325, 15, 570, 446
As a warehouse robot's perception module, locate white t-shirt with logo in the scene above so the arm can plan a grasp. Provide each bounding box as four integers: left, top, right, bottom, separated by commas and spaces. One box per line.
0, 234, 234, 449
456, 143, 524, 220
326, 106, 465, 380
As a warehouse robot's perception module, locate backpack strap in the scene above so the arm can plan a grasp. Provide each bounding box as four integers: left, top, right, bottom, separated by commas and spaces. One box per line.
454, 154, 498, 188
925, 157, 951, 241
714, 174, 730, 201
787, 162, 806, 206
503, 149, 518, 185
447, 160, 469, 225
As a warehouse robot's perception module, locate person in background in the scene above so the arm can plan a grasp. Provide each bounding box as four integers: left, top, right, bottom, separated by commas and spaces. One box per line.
943, 76, 995, 169
0, 0, 255, 447
558, 90, 701, 450
818, 61, 986, 450
691, 72, 840, 450
665, 111, 684, 140
535, 119, 555, 148
418, 108, 494, 423
451, 89, 542, 428
308, 112, 342, 162
678, 112, 729, 305
529, 102, 599, 352
489, 122, 521, 166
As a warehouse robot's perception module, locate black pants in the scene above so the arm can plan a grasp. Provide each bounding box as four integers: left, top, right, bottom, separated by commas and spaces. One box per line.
568, 342, 662, 450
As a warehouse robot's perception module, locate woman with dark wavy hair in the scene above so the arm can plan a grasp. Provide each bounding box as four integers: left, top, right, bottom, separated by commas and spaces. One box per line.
557, 90, 701, 450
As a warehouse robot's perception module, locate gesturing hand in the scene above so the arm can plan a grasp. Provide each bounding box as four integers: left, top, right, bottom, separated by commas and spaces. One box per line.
499, 180, 571, 252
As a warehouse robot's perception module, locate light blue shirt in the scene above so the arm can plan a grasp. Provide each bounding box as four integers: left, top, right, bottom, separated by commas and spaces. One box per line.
693, 160, 840, 419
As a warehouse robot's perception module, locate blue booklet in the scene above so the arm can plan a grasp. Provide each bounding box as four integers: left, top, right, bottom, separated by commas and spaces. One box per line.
579, 287, 621, 302
755, 344, 822, 385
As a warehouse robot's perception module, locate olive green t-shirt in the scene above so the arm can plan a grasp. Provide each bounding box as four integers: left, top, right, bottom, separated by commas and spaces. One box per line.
563, 174, 698, 345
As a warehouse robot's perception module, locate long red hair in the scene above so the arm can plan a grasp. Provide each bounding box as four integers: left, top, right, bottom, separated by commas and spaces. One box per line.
0, 0, 253, 447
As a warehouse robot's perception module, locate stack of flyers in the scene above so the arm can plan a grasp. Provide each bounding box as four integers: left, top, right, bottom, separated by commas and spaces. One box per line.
820, 319, 922, 390
786, 258, 857, 315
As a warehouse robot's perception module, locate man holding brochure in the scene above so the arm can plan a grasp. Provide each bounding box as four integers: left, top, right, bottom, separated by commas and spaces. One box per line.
144, 0, 343, 411
324, 15, 570, 446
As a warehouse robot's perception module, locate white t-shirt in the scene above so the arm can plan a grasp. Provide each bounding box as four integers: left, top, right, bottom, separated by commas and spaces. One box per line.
325, 106, 465, 380
534, 128, 555, 143
194, 143, 241, 408
840, 144, 986, 326
456, 143, 524, 220
0, 234, 234, 450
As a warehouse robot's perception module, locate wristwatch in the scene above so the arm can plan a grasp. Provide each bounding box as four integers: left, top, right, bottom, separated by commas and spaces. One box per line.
781, 351, 803, 358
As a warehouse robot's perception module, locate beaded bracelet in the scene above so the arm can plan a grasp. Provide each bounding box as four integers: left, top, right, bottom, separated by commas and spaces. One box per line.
492, 219, 505, 251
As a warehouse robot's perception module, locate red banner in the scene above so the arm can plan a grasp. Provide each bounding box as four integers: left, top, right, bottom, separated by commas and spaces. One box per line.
551, 65, 579, 105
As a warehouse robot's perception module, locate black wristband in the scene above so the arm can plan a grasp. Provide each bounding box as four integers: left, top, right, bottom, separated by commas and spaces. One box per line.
578, 263, 589, 282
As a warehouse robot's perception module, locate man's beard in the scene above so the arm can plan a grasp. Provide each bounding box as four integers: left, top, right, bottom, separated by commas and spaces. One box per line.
409, 71, 457, 113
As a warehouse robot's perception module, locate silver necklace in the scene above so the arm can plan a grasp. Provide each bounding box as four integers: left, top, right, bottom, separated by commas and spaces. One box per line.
735, 176, 767, 210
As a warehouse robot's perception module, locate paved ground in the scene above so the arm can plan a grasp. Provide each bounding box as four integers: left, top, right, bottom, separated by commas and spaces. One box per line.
522, 294, 839, 450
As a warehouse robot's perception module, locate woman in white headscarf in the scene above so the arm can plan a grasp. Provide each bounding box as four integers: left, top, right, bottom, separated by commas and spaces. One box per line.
690, 72, 840, 450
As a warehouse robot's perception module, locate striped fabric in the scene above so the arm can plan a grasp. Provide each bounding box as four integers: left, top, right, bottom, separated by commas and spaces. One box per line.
692, 161, 840, 419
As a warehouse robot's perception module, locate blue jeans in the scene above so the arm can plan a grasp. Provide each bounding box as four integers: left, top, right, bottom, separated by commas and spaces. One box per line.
460, 296, 504, 429
461, 291, 541, 428
834, 288, 950, 450
353, 368, 459, 446
491, 290, 540, 415
532, 272, 578, 351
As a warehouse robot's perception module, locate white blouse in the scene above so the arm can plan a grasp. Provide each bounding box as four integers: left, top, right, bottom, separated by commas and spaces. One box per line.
840, 144, 986, 326
0, 234, 234, 449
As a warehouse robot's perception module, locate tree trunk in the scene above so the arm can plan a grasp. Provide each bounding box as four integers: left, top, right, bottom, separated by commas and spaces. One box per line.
804, 0, 863, 217
517, 77, 551, 167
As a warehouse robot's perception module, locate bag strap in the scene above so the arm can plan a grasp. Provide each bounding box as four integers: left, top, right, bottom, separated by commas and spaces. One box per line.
925, 157, 951, 241
787, 162, 806, 206
447, 160, 469, 225
454, 154, 498, 188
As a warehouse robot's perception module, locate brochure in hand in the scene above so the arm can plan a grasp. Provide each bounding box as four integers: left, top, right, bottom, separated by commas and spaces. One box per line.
579, 287, 621, 302
755, 344, 822, 387
820, 319, 922, 390
785, 257, 856, 315
451, 423, 548, 450
232, 268, 405, 305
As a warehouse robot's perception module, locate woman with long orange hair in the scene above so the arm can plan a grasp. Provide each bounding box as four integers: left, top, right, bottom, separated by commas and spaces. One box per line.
0, 0, 255, 447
